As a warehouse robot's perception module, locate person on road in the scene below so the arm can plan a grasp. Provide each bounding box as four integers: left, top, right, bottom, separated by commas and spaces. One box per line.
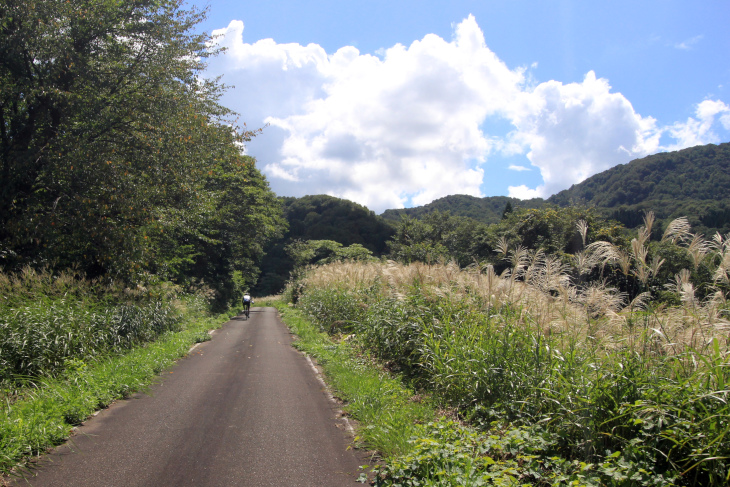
242, 292, 253, 317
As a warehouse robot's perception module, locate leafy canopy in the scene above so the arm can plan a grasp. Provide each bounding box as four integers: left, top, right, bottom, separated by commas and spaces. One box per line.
0, 0, 286, 305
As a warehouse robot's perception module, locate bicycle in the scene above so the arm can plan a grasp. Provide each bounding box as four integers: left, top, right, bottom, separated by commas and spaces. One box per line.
242, 292, 252, 319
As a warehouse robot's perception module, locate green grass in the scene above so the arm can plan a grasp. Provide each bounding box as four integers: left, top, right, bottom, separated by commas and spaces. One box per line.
274, 296, 672, 486
0, 299, 181, 381
0, 312, 227, 475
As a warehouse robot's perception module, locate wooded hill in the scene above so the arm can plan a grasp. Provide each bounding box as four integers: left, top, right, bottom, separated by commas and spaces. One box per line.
256, 142, 729, 294
381, 195, 545, 225
254, 195, 394, 295
549, 142, 730, 234
382, 142, 730, 235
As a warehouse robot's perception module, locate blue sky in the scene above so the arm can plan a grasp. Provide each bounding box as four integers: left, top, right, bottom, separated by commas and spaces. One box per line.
188, 0, 730, 212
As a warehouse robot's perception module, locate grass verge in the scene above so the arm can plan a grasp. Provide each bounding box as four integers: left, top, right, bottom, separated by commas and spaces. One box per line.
0, 312, 228, 477
272, 302, 434, 462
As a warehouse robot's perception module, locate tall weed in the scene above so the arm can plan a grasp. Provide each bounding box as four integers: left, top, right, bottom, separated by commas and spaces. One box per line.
0, 268, 204, 385
290, 260, 730, 485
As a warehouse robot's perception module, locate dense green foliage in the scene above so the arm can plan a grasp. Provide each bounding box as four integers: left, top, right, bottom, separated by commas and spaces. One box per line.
1, 299, 178, 380
0, 0, 285, 307
387, 207, 626, 268
255, 143, 730, 298
382, 194, 545, 225
286, 239, 376, 268
549, 143, 730, 235
383, 204, 730, 307
386, 212, 490, 266
293, 262, 730, 486
283, 195, 394, 251
255, 195, 393, 295
0, 268, 200, 384
0, 302, 226, 474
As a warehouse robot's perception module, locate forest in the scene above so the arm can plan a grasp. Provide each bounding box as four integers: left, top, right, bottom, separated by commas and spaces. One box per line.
280, 179, 730, 485
255, 142, 730, 297
382, 143, 730, 236
262, 146, 730, 485
0, 0, 288, 473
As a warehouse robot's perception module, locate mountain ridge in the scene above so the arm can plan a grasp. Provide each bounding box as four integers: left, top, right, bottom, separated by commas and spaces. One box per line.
380, 142, 730, 234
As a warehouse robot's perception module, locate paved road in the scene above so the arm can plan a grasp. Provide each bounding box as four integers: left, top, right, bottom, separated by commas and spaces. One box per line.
10, 308, 366, 486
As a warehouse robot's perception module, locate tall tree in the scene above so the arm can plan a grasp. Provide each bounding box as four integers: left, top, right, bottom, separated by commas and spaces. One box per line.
0, 0, 284, 289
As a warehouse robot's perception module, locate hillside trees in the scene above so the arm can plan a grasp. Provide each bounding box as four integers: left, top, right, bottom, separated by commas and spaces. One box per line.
382, 194, 545, 225
387, 207, 626, 268
0, 0, 285, 303
387, 212, 489, 265
254, 195, 393, 295
549, 143, 730, 234
282, 195, 394, 252
491, 206, 627, 256
386, 205, 730, 306
286, 240, 375, 268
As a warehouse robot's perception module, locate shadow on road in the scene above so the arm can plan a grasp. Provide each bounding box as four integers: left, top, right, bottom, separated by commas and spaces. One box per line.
229, 310, 261, 321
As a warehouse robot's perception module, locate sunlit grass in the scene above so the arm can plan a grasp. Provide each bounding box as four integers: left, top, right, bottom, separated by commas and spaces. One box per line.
291, 252, 730, 485
0, 313, 227, 476
0, 267, 226, 475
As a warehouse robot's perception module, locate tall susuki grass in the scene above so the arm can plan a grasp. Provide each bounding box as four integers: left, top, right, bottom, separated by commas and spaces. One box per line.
290, 221, 730, 485
0, 300, 179, 380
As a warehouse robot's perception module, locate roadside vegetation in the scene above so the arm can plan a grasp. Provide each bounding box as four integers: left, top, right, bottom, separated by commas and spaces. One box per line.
283, 213, 730, 486
3, 1, 728, 485
0, 268, 227, 475
1, 1, 283, 473
272, 302, 434, 459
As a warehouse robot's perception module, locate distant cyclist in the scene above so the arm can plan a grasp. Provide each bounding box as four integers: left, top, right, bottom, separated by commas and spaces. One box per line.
242, 292, 253, 318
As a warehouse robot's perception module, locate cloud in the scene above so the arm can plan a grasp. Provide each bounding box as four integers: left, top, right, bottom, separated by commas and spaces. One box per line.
508, 185, 542, 199
666, 100, 730, 150
207, 16, 523, 211
506, 71, 662, 198
206, 18, 728, 212
674, 35, 703, 50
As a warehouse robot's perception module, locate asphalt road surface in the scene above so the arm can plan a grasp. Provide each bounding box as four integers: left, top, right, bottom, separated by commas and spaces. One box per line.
9, 308, 367, 486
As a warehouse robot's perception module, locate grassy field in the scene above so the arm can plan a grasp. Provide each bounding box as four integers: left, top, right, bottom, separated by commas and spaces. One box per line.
287, 243, 730, 486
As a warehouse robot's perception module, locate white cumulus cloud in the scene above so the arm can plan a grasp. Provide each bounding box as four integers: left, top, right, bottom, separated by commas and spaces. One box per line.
666, 99, 730, 150
205, 17, 729, 212
506, 71, 662, 198
208, 15, 522, 211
